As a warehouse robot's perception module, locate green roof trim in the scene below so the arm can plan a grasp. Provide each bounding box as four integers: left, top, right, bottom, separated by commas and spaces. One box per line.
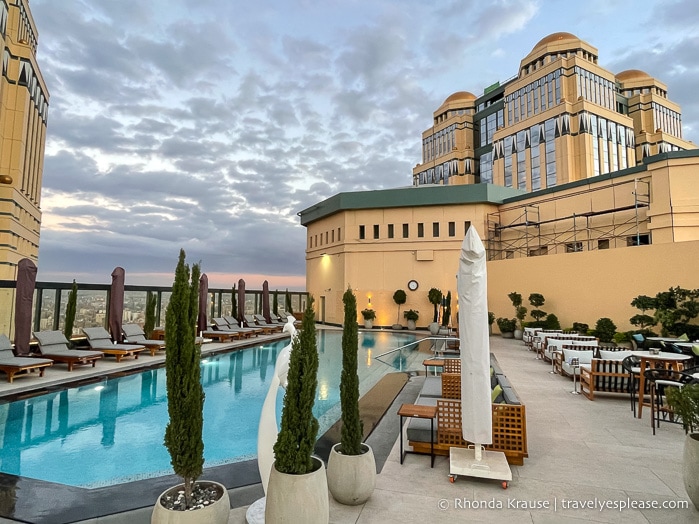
298, 184, 525, 225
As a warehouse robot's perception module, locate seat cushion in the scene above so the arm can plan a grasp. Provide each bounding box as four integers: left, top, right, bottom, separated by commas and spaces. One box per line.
420, 376, 443, 398
406, 397, 438, 442
599, 349, 632, 361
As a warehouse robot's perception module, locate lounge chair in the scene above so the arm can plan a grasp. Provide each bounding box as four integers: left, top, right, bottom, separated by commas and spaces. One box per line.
0, 334, 53, 383
218, 317, 261, 337
243, 315, 277, 335
33, 330, 104, 371
253, 314, 284, 332
82, 327, 147, 362
121, 324, 166, 356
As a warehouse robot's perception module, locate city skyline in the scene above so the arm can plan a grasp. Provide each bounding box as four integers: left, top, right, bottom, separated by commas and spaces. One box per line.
29, 0, 699, 288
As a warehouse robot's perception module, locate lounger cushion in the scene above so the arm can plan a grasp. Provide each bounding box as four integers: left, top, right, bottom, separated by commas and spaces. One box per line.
598, 349, 632, 361
501, 386, 520, 405
407, 397, 438, 442
420, 376, 443, 398
34, 330, 70, 347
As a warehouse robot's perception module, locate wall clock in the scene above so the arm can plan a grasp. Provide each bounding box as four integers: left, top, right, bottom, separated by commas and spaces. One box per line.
407, 279, 419, 291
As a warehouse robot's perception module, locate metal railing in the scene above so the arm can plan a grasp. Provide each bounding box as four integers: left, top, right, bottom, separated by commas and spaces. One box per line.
373, 335, 460, 366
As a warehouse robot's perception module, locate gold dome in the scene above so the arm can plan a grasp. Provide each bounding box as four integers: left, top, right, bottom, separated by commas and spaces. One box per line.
616, 69, 652, 82
532, 32, 580, 50
443, 91, 476, 105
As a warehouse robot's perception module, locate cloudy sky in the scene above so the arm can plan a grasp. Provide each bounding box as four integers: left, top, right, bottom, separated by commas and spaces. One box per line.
31, 0, 699, 289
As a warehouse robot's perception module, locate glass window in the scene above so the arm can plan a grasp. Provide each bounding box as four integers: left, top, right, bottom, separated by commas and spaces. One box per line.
544, 119, 556, 187
448, 222, 455, 237
359, 225, 365, 240
417, 223, 424, 238
464, 221, 471, 235
565, 242, 583, 253
531, 124, 541, 190
627, 234, 650, 246
598, 239, 610, 250
479, 151, 493, 184
388, 224, 394, 239
373, 225, 379, 239
504, 136, 513, 187
516, 130, 526, 190
402, 223, 409, 238
432, 222, 439, 237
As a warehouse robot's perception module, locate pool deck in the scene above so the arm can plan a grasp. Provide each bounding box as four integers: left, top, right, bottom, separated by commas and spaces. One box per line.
0, 330, 698, 522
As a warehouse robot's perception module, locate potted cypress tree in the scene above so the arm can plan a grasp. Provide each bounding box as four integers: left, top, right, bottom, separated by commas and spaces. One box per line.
63, 280, 78, 347
327, 287, 376, 505
152, 250, 230, 523
265, 296, 329, 523
143, 291, 157, 339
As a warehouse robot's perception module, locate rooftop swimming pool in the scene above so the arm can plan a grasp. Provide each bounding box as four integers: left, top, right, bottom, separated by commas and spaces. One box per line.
0, 330, 426, 488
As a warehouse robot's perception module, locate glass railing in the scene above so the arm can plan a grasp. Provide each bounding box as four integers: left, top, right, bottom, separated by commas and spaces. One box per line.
0, 280, 308, 341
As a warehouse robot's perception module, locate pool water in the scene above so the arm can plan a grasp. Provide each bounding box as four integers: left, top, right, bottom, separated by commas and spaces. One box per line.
0, 330, 424, 488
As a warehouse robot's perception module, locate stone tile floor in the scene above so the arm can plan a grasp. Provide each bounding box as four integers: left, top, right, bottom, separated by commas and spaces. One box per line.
1, 332, 697, 523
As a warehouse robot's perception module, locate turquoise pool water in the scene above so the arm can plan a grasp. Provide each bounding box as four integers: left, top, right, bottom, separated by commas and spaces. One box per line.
0, 330, 424, 488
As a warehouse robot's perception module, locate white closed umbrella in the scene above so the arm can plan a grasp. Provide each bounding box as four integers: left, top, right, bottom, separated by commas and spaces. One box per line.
449, 226, 511, 486
458, 225, 493, 449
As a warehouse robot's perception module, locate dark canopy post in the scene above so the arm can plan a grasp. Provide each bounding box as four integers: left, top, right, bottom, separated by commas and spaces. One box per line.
197, 273, 209, 335
14, 258, 37, 356
109, 267, 125, 343
237, 279, 246, 324
262, 280, 271, 323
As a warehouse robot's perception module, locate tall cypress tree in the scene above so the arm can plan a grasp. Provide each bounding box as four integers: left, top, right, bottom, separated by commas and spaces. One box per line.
64, 280, 78, 346
285, 288, 294, 315
164, 249, 204, 507
231, 285, 237, 319
273, 290, 279, 317
340, 287, 363, 455
273, 296, 319, 474
143, 291, 157, 339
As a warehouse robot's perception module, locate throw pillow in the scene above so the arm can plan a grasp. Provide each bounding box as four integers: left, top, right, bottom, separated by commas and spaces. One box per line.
491, 384, 503, 403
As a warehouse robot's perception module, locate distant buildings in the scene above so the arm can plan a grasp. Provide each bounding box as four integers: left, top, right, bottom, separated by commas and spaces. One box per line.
0, 0, 49, 279
300, 33, 699, 330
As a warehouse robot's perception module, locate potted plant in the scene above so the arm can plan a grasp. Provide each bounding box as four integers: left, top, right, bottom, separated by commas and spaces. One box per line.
528, 293, 547, 327
361, 308, 376, 329
327, 288, 376, 505
488, 311, 495, 335
63, 280, 78, 347
427, 287, 442, 335
440, 291, 452, 335
392, 289, 407, 330
508, 292, 527, 340
666, 383, 699, 509
144, 291, 157, 339
404, 309, 419, 331
266, 296, 329, 523
496, 317, 516, 338
152, 249, 230, 523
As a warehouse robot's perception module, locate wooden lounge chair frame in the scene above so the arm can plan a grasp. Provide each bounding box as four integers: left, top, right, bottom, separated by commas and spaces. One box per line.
82, 327, 146, 362
0, 335, 53, 383
33, 330, 104, 371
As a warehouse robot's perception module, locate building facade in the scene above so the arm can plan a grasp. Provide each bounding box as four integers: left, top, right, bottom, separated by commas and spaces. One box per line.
300, 33, 699, 331
412, 32, 693, 192
0, 0, 49, 279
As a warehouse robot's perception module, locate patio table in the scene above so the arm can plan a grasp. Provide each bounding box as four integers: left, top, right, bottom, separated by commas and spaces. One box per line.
631, 350, 692, 419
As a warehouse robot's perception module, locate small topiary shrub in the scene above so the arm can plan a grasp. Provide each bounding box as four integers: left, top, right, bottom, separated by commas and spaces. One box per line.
594, 317, 617, 343
544, 313, 561, 330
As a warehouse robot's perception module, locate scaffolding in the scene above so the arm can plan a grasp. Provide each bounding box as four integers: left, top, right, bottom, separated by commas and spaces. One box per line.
487, 177, 651, 260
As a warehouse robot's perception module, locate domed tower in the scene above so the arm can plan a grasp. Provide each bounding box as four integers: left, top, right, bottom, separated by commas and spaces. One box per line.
413, 91, 477, 186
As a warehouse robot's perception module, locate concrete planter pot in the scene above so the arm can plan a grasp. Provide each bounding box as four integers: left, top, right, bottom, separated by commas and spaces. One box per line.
514, 329, 523, 340
151, 481, 230, 524
684, 433, 699, 510
327, 443, 376, 506
407, 320, 417, 331
265, 457, 329, 523
501, 331, 514, 339
428, 322, 440, 335
363, 319, 373, 329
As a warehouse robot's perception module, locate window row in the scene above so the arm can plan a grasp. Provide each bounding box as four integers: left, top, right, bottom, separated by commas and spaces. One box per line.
519, 234, 651, 258
652, 102, 682, 139
521, 49, 597, 76
0, 2, 8, 37
478, 109, 504, 147
574, 67, 616, 111
309, 227, 342, 249
415, 158, 471, 186
589, 114, 635, 176
358, 221, 472, 240
422, 123, 457, 162
506, 69, 562, 126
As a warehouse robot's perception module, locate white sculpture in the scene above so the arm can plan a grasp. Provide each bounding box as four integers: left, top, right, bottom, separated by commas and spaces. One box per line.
257, 316, 297, 493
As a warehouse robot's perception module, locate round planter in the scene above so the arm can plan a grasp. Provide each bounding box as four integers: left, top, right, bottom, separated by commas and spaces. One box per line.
683, 433, 699, 510
514, 329, 523, 340
428, 322, 440, 335
501, 331, 514, 339
327, 443, 376, 506
151, 480, 230, 524
407, 320, 417, 331
265, 457, 329, 524
391, 323, 404, 330
363, 319, 374, 329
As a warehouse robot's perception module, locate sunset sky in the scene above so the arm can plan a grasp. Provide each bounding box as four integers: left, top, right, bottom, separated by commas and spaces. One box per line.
30, 0, 699, 289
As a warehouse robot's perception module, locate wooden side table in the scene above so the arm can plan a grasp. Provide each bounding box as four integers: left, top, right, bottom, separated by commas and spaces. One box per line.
398, 403, 438, 468
422, 358, 444, 376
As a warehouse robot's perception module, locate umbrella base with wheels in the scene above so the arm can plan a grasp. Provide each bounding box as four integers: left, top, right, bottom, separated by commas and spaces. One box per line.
448, 445, 512, 489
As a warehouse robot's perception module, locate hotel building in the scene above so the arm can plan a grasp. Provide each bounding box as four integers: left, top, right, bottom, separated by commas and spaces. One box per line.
300, 33, 699, 330
0, 0, 49, 279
